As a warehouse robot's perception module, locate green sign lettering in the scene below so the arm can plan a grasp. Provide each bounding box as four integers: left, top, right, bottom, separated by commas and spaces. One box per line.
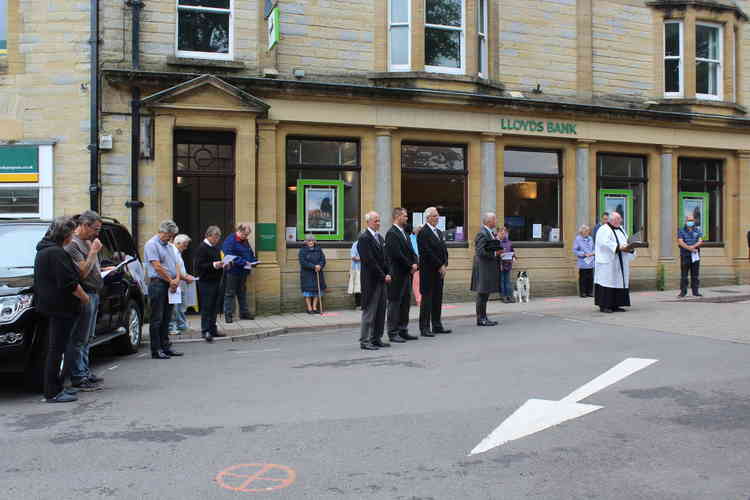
500, 118, 577, 136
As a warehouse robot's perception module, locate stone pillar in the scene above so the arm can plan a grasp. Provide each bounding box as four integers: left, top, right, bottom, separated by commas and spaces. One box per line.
255, 119, 281, 315
480, 134, 498, 215
576, 140, 594, 231
375, 127, 395, 234
660, 146, 678, 259
738, 151, 750, 261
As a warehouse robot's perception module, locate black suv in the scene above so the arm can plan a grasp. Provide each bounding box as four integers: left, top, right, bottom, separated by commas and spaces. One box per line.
0, 218, 146, 390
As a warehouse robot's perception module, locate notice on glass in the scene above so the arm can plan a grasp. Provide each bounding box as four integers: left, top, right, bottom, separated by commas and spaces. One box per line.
286, 227, 296, 242
412, 212, 424, 229
549, 228, 560, 242
532, 224, 542, 239
437, 216, 447, 232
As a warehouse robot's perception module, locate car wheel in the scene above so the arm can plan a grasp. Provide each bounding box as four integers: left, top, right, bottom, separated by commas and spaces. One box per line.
113, 300, 142, 355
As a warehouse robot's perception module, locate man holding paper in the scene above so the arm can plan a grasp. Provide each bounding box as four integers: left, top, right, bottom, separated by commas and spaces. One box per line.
222, 222, 258, 322
677, 214, 703, 298
593, 212, 635, 313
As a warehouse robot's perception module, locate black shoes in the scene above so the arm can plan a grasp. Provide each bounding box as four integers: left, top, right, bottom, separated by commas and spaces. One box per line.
477, 318, 498, 327
400, 332, 418, 341
388, 336, 406, 343
87, 374, 103, 384
693, 292, 703, 297
420, 330, 435, 337
613, 307, 627, 312
152, 350, 170, 359
73, 379, 103, 392
433, 327, 452, 334
240, 314, 255, 320
600, 307, 613, 313
164, 349, 183, 357
360, 343, 378, 350
225, 316, 234, 323
372, 340, 391, 348
677, 292, 687, 298
203, 332, 213, 343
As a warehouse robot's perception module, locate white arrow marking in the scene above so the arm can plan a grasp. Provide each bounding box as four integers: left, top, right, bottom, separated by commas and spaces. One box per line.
469, 357, 658, 455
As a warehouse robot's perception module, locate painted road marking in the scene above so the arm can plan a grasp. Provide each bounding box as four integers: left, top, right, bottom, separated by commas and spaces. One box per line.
107, 365, 119, 371
137, 353, 148, 359
470, 357, 658, 455
215, 463, 296, 493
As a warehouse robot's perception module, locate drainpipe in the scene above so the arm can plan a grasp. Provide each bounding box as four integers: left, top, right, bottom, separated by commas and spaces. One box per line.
124, 0, 144, 246
88, 0, 100, 211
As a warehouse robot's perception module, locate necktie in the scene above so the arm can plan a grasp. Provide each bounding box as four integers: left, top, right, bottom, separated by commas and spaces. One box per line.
377, 233, 384, 247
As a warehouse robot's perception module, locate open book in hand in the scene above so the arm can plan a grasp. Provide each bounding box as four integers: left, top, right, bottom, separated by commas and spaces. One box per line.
621, 231, 645, 253
101, 256, 137, 279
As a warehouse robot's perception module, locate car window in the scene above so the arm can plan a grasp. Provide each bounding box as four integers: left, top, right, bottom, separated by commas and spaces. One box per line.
97, 228, 120, 266
0, 224, 47, 270
111, 225, 138, 259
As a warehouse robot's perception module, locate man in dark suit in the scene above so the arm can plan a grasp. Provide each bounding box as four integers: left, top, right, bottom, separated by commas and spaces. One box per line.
357, 211, 392, 350
417, 206, 451, 337
385, 207, 419, 342
471, 213, 501, 326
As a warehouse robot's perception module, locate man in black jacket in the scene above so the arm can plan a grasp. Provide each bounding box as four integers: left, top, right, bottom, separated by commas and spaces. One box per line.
385, 207, 418, 342
417, 206, 451, 336
357, 211, 391, 350
193, 226, 225, 342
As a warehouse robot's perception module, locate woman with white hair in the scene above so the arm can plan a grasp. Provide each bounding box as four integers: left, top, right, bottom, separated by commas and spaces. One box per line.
573, 224, 595, 297
168, 233, 195, 333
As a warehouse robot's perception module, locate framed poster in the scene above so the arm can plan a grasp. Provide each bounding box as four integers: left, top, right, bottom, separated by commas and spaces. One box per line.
599, 189, 633, 235
679, 192, 709, 240
296, 179, 344, 240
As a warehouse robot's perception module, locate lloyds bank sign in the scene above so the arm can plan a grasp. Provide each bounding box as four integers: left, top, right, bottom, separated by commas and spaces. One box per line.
500, 118, 577, 135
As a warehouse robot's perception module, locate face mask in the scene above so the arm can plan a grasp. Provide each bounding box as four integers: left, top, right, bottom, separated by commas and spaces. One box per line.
686, 221, 695, 228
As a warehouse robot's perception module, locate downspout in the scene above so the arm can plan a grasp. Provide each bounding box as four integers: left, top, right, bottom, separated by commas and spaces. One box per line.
124, 0, 144, 246
88, 0, 100, 211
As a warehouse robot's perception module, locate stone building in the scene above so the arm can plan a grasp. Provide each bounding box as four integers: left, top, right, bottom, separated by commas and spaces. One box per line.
3, 0, 750, 314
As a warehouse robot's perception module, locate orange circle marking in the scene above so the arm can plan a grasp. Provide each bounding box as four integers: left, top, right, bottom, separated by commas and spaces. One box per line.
215, 463, 296, 493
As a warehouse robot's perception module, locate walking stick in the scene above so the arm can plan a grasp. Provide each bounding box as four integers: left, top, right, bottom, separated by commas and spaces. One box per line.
316, 270, 324, 315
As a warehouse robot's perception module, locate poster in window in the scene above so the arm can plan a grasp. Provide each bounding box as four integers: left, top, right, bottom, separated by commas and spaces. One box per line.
296, 179, 344, 241
679, 192, 709, 240
599, 189, 633, 235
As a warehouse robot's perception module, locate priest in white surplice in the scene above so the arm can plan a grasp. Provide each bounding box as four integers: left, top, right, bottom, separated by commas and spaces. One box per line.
594, 212, 635, 313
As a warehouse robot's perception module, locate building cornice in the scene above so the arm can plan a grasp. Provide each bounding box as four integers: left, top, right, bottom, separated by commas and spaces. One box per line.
645, 0, 748, 21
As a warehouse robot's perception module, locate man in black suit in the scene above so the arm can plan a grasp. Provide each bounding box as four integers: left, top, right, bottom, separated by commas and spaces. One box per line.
385, 207, 419, 342
417, 206, 451, 336
357, 211, 392, 350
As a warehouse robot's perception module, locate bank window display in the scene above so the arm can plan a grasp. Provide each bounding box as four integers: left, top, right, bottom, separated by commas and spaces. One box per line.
0, 145, 53, 219
176, 0, 233, 60
389, 0, 411, 71
664, 21, 683, 96
597, 154, 647, 240
678, 158, 722, 242
425, 0, 465, 74
696, 23, 722, 100
477, 0, 488, 77
286, 139, 361, 242
504, 149, 562, 242
402, 144, 467, 242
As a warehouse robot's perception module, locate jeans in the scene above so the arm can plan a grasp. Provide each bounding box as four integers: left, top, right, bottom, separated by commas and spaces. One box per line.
499, 270, 513, 297
168, 301, 188, 332
65, 293, 99, 383
198, 279, 221, 335
224, 271, 251, 319
45, 315, 76, 399
148, 280, 174, 354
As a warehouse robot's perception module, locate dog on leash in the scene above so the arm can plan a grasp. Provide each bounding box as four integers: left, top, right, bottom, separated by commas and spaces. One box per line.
514, 271, 530, 303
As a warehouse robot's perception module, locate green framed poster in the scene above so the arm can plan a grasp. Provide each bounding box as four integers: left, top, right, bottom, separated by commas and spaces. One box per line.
679, 191, 709, 240
599, 189, 633, 236
296, 179, 344, 241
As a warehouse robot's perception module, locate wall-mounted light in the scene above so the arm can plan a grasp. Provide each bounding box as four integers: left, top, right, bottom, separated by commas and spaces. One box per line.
288, 185, 297, 192
518, 181, 537, 199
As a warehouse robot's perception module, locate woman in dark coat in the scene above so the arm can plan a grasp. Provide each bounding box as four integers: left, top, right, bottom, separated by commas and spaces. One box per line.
34, 216, 90, 403
299, 234, 327, 314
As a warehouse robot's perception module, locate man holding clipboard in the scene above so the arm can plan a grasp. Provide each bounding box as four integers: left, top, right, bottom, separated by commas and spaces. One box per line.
221, 222, 259, 322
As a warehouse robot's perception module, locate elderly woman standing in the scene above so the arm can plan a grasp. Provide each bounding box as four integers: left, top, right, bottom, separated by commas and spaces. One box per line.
348, 241, 361, 309
168, 234, 195, 334
573, 224, 595, 297
299, 234, 327, 314
34, 217, 90, 403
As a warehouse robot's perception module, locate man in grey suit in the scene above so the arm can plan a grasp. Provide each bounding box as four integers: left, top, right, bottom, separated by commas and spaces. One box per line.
357, 211, 392, 350
471, 212, 501, 326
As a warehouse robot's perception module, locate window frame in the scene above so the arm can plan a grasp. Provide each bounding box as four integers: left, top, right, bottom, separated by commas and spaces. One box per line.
477, 0, 488, 78
677, 157, 723, 243
664, 20, 684, 98
175, 0, 234, 61
285, 137, 362, 246
596, 153, 649, 242
695, 21, 723, 101
424, 0, 466, 75
388, 0, 411, 72
503, 147, 564, 243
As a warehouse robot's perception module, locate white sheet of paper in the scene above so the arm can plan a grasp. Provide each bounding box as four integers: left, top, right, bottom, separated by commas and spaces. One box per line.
584, 256, 594, 266
549, 228, 560, 242
412, 212, 424, 228
437, 216, 446, 232
168, 286, 182, 304
691, 250, 700, 263
244, 260, 261, 270
501, 252, 514, 261
222, 255, 237, 265
532, 224, 542, 239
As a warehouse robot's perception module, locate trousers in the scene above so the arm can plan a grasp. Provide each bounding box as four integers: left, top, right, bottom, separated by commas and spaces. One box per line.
148, 280, 174, 354
198, 279, 222, 335
680, 254, 700, 294
360, 282, 386, 345
45, 315, 76, 399
65, 292, 99, 383
387, 273, 412, 336
419, 273, 444, 332
224, 271, 250, 318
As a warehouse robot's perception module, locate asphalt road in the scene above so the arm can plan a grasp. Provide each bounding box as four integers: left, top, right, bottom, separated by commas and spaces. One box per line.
1, 312, 750, 500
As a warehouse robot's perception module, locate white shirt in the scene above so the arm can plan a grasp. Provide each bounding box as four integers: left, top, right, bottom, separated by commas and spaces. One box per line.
427, 223, 439, 238
483, 226, 496, 238
367, 227, 382, 245
203, 238, 214, 247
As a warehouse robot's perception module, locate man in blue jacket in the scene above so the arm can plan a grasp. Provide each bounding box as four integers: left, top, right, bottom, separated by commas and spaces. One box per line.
222, 222, 257, 322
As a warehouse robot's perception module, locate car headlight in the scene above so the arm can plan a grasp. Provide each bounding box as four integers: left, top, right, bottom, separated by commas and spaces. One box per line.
0, 294, 33, 324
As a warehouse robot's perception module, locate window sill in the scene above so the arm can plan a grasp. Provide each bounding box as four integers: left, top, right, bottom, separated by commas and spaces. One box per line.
287, 241, 355, 249
650, 98, 746, 115
512, 242, 564, 248
700, 242, 724, 248
166, 56, 246, 71
368, 71, 505, 95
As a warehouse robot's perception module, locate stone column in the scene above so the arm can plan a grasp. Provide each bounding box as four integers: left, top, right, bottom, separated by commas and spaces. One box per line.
480, 134, 498, 216
738, 150, 750, 260
255, 119, 281, 315
375, 127, 395, 234
660, 146, 678, 259
576, 140, 594, 231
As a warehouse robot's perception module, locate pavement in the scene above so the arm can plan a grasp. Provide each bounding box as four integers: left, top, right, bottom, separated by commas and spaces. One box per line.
2, 298, 750, 499
161, 284, 750, 344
